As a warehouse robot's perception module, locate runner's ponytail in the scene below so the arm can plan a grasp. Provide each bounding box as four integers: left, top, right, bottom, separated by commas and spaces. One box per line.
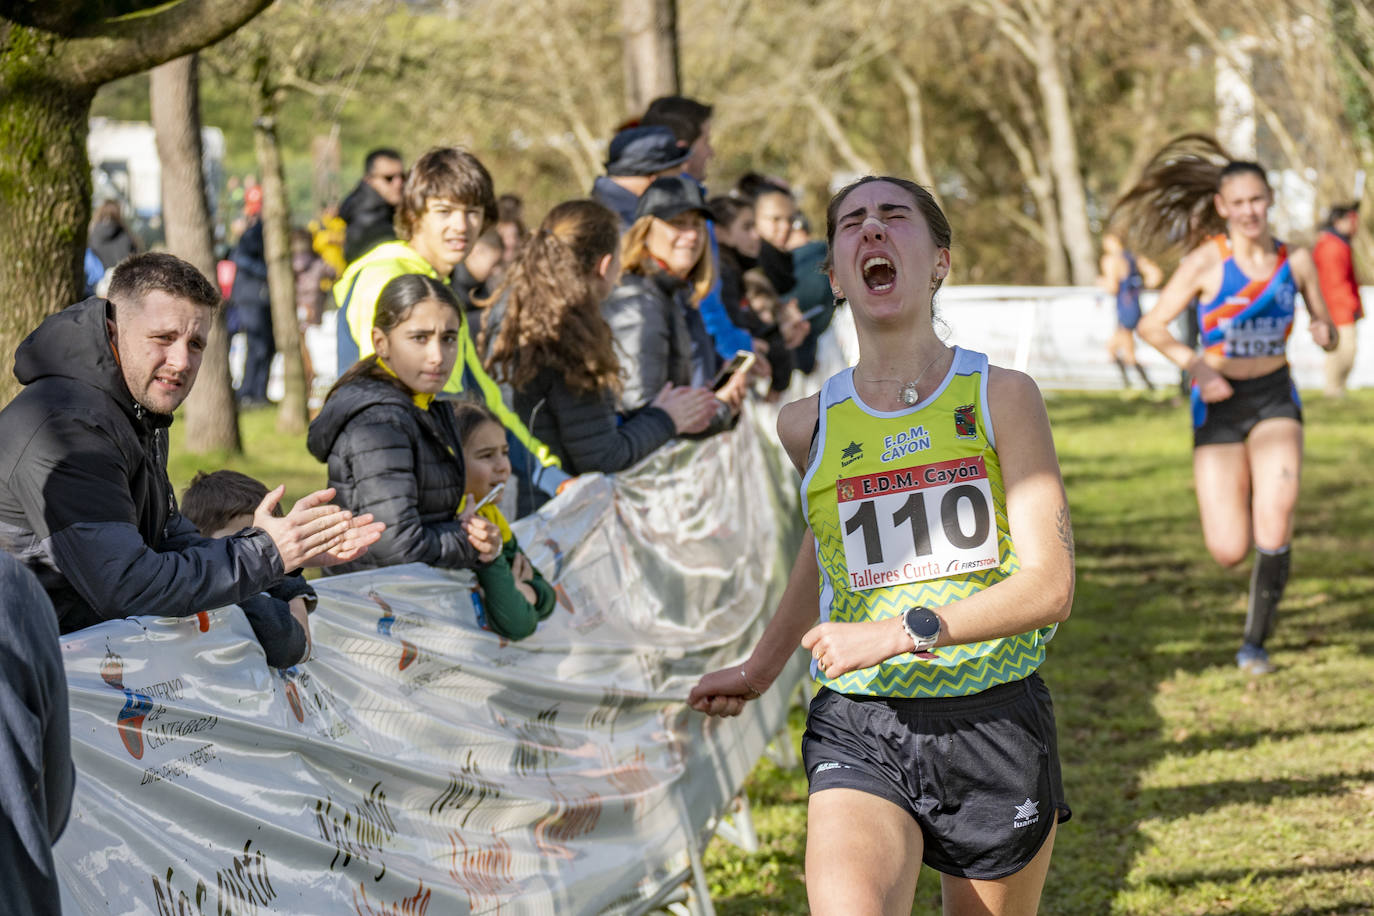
1110, 134, 1268, 255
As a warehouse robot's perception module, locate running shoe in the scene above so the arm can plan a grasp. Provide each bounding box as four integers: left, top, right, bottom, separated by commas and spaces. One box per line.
1236, 643, 1275, 676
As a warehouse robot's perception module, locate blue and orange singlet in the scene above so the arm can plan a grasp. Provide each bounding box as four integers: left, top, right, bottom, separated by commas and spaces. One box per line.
1197, 235, 1297, 360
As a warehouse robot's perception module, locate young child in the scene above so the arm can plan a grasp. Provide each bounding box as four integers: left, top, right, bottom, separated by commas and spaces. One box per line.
452, 401, 556, 640
181, 470, 315, 668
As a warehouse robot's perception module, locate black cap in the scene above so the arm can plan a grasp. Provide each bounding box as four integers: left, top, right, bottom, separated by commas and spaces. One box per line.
605, 126, 691, 177
634, 175, 711, 222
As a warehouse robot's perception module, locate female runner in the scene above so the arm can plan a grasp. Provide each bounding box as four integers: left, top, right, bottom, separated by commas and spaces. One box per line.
1115, 135, 1337, 675
689, 176, 1074, 915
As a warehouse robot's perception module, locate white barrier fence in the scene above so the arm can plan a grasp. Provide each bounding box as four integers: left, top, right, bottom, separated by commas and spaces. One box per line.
55, 403, 808, 916
930, 285, 1374, 392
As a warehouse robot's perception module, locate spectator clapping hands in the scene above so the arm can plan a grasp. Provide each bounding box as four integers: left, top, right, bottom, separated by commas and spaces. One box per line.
253, 485, 385, 569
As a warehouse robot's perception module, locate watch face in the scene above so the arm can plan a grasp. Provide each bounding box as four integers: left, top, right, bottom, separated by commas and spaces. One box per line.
906, 607, 940, 639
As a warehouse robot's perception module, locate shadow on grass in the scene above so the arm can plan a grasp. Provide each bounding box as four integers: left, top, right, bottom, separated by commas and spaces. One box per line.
1131, 768, 1374, 820
1163, 720, 1369, 757
1140, 857, 1374, 892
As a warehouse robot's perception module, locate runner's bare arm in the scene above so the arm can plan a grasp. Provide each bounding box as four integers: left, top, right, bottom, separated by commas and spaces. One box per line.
1140, 255, 1165, 289
1138, 245, 1213, 369
688, 395, 821, 716
1288, 248, 1338, 351
805, 369, 1074, 678
938, 368, 1075, 639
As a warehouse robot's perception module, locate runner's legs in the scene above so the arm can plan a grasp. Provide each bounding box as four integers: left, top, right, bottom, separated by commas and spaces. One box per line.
1245, 417, 1302, 549
940, 820, 1057, 916
1193, 442, 1252, 567
806, 788, 923, 916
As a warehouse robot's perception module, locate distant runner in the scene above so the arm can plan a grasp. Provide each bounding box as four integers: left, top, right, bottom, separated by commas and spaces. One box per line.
1115, 135, 1338, 675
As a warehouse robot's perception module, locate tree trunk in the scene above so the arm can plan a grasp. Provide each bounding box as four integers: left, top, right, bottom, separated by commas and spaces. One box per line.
620, 0, 678, 115
250, 82, 308, 435
985, 72, 1069, 285
1, 2, 274, 407
151, 53, 241, 454
1032, 25, 1097, 285
0, 39, 92, 403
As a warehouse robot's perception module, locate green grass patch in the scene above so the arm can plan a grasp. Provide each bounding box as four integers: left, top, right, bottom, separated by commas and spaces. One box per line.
704, 389, 1374, 915
167, 405, 325, 505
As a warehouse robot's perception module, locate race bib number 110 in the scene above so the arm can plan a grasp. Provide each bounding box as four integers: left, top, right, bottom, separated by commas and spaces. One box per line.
837, 457, 1000, 591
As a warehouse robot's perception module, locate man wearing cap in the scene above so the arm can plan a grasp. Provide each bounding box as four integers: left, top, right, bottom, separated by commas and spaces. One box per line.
591, 126, 692, 231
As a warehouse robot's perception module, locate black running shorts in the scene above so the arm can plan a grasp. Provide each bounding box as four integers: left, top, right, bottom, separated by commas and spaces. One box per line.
801, 673, 1070, 880
1192, 364, 1302, 448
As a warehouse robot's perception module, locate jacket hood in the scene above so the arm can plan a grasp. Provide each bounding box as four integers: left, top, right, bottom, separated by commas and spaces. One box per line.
13, 297, 150, 424
339, 181, 394, 225
307, 374, 417, 461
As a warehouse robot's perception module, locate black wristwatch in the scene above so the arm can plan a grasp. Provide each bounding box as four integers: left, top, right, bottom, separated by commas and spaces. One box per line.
901, 606, 941, 652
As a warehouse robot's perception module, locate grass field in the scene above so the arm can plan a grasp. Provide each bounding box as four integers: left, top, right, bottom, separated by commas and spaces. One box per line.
169, 392, 1374, 914
167, 405, 330, 505
702, 389, 1374, 915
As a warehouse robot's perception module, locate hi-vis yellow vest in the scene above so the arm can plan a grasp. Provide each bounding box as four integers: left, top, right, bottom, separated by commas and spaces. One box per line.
802, 347, 1054, 698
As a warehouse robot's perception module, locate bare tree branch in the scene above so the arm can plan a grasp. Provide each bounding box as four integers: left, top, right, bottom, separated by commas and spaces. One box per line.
60, 0, 276, 87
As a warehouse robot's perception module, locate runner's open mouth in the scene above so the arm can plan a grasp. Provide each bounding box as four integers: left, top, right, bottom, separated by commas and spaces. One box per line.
862, 256, 896, 292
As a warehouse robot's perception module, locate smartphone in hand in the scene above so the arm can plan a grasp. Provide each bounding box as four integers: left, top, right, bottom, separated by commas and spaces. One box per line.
711, 350, 756, 391
470, 481, 505, 513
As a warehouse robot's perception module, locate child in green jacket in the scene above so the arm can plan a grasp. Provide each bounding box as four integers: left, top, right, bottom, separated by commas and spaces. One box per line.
453, 401, 557, 639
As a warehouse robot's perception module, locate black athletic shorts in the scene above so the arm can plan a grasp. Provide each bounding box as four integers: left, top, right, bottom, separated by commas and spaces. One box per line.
801, 672, 1070, 880
1192, 364, 1302, 448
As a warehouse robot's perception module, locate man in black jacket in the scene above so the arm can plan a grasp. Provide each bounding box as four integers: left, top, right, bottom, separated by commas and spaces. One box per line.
0, 252, 384, 634
340, 147, 405, 264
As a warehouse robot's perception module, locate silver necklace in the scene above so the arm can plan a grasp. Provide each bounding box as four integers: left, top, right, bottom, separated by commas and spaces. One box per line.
858, 347, 948, 406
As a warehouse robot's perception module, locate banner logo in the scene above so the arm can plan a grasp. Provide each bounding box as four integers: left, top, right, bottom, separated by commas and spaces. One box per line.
374, 592, 419, 670
117, 689, 154, 759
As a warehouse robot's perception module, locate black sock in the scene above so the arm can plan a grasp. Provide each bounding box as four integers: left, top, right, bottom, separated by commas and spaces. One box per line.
1134, 364, 1154, 391
1114, 356, 1130, 387
1243, 546, 1291, 647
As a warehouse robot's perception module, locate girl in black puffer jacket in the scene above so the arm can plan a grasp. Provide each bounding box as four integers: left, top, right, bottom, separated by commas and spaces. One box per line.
307, 275, 500, 575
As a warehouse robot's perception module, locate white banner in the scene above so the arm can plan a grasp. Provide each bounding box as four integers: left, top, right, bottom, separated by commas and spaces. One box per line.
930, 285, 1374, 392
55, 404, 808, 916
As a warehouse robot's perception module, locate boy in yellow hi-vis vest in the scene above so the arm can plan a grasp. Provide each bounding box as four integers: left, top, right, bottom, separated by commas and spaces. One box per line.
334, 147, 568, 504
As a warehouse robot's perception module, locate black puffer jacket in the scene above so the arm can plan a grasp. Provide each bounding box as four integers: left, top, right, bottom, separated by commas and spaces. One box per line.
603, 270, 695, 411
307, 375, 482, 574
0, 298, 284, 633
513, 365, 677, 513
0, 552, 71, 916
603, 270, 734, 436
339, 180, 397, 264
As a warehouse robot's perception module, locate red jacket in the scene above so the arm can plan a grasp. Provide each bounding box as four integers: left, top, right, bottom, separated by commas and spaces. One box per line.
1312, 230, 1364, 325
